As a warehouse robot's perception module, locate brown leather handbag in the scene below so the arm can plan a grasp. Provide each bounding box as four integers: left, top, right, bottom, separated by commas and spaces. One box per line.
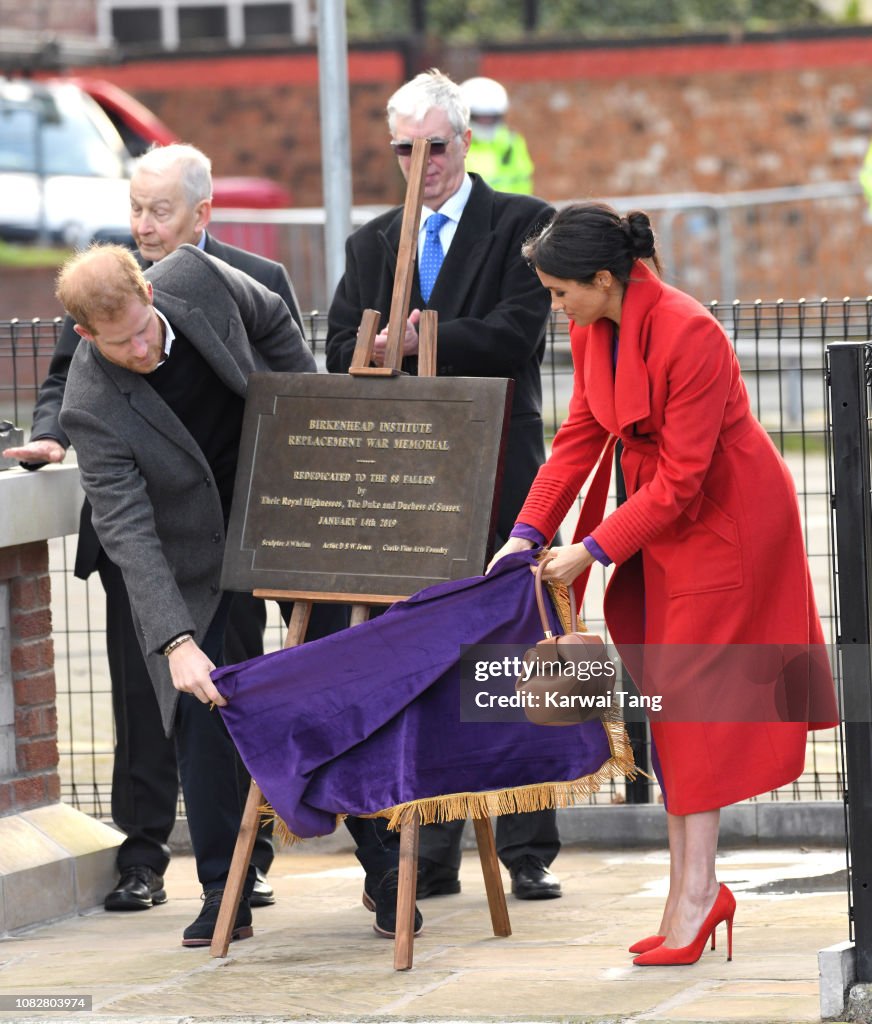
516, 557, 614, 726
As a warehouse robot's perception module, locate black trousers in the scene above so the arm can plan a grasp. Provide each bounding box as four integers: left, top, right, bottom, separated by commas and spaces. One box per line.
173, 593, 255, 893
100, 553, 348, 876
342, 810, 560, 881
417, 810, 561, 872
102, 552, 177, 876
343, 816, 400, 881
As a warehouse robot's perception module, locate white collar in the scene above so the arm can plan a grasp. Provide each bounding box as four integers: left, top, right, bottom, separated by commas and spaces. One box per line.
154, 307, 175, 361
420, 172, 472, 228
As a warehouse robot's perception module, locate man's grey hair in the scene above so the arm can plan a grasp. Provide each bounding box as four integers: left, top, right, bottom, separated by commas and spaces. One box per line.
387, 69, 470, 137
133, 143, 213, 206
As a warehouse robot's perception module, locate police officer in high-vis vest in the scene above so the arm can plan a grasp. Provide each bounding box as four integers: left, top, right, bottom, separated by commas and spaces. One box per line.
460, 77, 534, 195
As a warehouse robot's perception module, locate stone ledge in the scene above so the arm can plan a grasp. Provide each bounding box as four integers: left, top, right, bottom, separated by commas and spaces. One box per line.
0, 465, 83, 548
820, 939, 856, 1020
0, 802, 122, 933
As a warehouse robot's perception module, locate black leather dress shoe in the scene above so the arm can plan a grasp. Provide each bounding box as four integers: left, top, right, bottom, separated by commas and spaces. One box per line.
508, 855, 562, 900
415, 857, 461, 899
362, 871, 423, 938
250, 867, 275, 907
104, 866, 167, 911
182, 889, 252, 947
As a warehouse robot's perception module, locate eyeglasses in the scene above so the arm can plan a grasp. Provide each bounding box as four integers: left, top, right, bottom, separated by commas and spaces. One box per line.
390, 136, 455, 158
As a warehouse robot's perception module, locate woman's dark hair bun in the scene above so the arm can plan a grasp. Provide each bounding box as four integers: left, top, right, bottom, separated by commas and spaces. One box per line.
623, 211, 656, 259
521, 200, 662, 284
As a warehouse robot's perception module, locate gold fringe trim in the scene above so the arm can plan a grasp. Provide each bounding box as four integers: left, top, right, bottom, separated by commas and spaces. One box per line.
545, 575, 577, 634
256, 802, 347, 848
259, 711, 641, 844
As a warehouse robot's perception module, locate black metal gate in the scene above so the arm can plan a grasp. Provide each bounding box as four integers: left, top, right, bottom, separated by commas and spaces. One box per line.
827, 339, 872, 979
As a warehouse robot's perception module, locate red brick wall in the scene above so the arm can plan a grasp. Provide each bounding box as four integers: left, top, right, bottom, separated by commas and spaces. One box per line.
67, 51, 407, 208
63, 33, 872, 207
54, 33, 872, 299
481, 37, 872, 200
0, 542, 60, 816
0, 0, 96, 35
0, 268, 64, 323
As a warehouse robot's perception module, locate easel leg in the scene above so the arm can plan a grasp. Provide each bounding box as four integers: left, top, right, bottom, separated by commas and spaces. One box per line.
284, 599, 312, 649
473, 815, 512, 937
211, 779, 263, 956
393, 811, 420, 971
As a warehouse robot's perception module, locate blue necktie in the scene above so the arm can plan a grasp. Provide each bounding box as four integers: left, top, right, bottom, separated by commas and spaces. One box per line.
419, 212, 449, 303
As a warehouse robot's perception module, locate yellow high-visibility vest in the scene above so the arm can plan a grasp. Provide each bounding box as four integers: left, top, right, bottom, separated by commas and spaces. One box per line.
466, 125, 534, 195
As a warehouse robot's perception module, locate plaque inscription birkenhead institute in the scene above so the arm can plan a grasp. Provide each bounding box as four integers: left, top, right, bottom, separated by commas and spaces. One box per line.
221, 372, 513, 599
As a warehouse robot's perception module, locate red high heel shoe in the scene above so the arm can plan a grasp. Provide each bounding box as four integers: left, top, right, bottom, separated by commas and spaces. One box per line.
630, 930, 717, 955
632, 884, 735, 967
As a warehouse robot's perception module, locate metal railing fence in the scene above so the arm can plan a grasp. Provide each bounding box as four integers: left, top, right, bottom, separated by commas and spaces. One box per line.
210, 181, 872, 312
0, 299, 851, 816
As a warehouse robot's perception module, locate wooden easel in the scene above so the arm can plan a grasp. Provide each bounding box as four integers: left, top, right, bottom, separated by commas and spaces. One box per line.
211, 140, 511, 969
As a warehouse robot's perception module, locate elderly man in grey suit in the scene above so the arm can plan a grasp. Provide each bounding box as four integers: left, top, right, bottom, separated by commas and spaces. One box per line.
56, 242, 315, 947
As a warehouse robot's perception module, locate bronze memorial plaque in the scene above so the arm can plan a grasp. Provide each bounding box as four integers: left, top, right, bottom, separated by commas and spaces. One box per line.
221, 372, 513, 599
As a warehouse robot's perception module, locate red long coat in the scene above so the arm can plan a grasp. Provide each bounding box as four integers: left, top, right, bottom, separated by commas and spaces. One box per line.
517, 262, 837, 814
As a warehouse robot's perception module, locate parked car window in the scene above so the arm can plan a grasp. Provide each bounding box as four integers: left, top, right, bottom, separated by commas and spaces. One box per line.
0, 79, 132, 246
42, 87, 129, 178
0, 106, 38, 173
0, 83, 128, 179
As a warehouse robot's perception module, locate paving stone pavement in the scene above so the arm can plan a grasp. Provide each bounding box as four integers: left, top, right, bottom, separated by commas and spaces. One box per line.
0, 843, 850, 1024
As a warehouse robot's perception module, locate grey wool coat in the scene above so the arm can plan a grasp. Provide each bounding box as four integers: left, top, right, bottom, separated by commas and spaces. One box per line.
59, 244, 317, 734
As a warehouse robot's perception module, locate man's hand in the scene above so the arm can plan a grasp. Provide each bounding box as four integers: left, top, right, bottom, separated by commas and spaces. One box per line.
373, 308, 421, 366
2, 438, 66, 465
486, 535, 535, 574
167, 639, 226, 706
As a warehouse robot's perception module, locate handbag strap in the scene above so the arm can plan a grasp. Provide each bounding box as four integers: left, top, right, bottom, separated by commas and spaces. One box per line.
530, 433, 617, 637
570, 434, 618, 608
532, 556, 578, 639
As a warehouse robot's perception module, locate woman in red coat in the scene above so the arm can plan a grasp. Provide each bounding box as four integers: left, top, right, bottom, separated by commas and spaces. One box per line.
491, 202, 837, 966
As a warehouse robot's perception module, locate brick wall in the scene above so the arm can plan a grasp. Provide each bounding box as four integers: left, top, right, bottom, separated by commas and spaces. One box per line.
481, 37, 872, 200
0, 0, 96, 35
0, 541, 60, 816
67, 50, 407, 208
52, 30, 872, 299
0, 268, 64, 323
62, 31, 872, 208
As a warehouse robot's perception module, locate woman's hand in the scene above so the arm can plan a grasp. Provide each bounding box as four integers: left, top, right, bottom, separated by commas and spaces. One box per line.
539, 542, 595, 587
486, 535, 535, 573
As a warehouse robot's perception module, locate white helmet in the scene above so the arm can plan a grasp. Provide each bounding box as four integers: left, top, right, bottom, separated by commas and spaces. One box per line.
460, 77, 509, 117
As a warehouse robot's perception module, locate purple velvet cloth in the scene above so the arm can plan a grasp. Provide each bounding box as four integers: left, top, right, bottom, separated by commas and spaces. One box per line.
213, 551, 617, 838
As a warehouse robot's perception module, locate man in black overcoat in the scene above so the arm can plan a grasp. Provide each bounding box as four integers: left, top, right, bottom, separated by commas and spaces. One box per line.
326, 70, 563, 905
